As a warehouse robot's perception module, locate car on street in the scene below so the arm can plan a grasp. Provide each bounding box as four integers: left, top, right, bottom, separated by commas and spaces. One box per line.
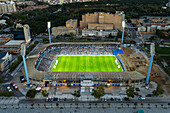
139, 96, 146, 100
124, 97, 130, 101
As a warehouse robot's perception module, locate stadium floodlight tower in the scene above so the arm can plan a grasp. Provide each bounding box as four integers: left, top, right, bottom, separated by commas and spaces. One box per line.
47, 21, 51, 43
21, 44, 30, 85
121, 14, 125, 44
145, 43, 155, 85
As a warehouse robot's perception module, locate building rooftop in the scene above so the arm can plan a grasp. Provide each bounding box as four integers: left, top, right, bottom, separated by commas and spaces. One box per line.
0, 38, 5, 41
66, 19, 77, 22
5, 40, 24, 45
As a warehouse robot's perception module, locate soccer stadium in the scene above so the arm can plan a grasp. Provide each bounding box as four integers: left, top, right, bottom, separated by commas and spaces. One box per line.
24, 42, 146, 87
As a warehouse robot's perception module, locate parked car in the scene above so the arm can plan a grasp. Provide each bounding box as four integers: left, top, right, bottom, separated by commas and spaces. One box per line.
90, 87, 94, 93
72, 98, 75, 101
135, 88, 140, 91
14, 86, 19, 90
64, 98, 67, 101
46, 97, 53, 102
53, 97, 58, 101
119, 97, 123, 101
145, 86, 149, 90
20, 76, 26, 83
146, 94, 153, 97
115, 98, 119, 101
7, 86, 12, 92
124, 97, 130, 101
11, 83, 19, 90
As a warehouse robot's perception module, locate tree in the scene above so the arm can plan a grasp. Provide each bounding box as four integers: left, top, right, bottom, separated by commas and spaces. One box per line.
126, 86, 135, 98
3, 91, 14, 97
108, 33, 113, 38
0, 90, 3, 96
42, 90, 49, 97
72, 90, 81, 98
152, 85, 164, 96
117, 31, 122, 38
0, 77, 4, 83
26, 89, 37, 98
134, 102, 137, 108
156, 30, 166, 39
91, 86, 105, 99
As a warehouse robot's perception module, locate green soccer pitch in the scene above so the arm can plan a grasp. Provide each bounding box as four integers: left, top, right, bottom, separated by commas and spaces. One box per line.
52, 56, 123, 72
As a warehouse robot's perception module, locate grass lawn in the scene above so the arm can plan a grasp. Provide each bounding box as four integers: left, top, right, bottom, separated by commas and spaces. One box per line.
156, 47, 170, 54
52, 56, 122, 72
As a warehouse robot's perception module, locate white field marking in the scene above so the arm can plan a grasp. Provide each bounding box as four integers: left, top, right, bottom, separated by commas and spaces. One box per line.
57, 54, 115, 56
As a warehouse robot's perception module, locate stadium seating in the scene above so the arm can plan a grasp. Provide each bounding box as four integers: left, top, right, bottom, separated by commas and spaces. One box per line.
36, 44, 119, 71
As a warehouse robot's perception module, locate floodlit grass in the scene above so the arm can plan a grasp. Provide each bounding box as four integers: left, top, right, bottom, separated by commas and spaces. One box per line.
52, 56, 122, 72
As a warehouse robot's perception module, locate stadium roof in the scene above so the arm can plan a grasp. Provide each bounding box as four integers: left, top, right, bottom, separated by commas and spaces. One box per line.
0, 51, 7, 59
5, 40, 24, 45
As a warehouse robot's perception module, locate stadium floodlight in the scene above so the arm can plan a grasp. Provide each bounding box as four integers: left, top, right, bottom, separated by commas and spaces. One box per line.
21, 44, 30, 85
47, 21, 51, 43
146, 43, 155, 85
47, 21, 51, 28
122, 21, 125, 28
121, 14, 125, 44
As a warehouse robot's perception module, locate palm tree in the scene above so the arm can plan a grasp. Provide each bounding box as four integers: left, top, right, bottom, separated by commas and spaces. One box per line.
76, 103, 78, 108
161, 104, 164, 108
168, 103, 170, 108
148, 103, 150, 108
102, 104, 104, 108
134, 102, 137, 108
18, 104, 20, 108
31, 104, 34, 109
108, 103, 110, 107
89, 103, 91, 108
56, 103, 59, 107
95, 103, 97, 108
121, 104, 123, 108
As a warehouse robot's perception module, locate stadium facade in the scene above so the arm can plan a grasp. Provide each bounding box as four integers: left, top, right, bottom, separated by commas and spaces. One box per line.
23, 42, 146, 87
